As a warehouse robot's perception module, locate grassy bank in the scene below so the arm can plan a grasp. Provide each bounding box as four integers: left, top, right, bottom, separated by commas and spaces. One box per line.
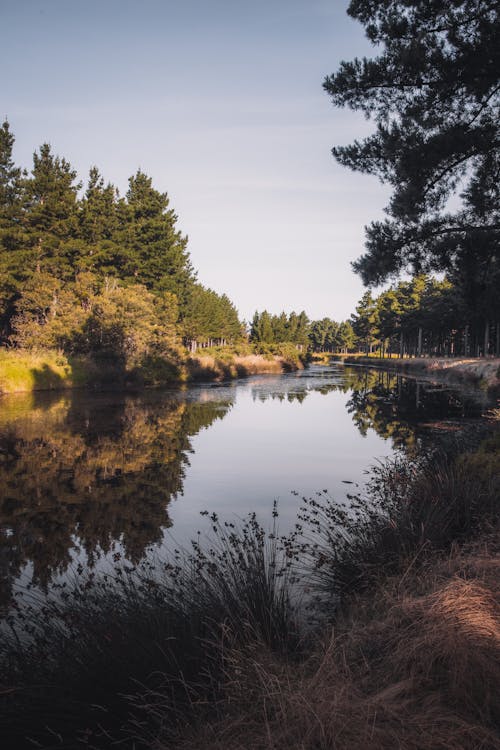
1, 427, 499, 749
344, 355, 500, 393
187, 342, 305, 380
0, 349, 91, 393
181, 526, 500, 750
0, 345, 305, 395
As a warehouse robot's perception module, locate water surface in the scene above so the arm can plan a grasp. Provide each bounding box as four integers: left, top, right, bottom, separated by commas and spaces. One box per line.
0, 364, 491, 608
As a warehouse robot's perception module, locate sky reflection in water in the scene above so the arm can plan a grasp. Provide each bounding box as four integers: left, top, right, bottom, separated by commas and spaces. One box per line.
0, 364, 491, 608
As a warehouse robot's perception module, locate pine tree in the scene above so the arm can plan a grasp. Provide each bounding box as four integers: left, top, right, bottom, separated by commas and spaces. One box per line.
115, 170, 194, 304
0, 120, 24, 332
351, 291, 378, 353
23, 143, 81, 278
325, 1, 500, 328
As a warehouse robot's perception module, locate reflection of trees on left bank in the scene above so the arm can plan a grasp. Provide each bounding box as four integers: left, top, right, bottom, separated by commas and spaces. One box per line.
0, 391, 232, 609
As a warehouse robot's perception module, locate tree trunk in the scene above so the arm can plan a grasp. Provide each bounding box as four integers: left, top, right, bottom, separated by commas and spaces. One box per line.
484, 320, 489, 357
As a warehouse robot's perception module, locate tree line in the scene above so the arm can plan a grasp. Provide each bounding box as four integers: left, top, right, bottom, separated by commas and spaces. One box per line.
251, 269, 500, 358
0, 122, 243, 365
324, 0, 499, 357
352, 276, 500, 358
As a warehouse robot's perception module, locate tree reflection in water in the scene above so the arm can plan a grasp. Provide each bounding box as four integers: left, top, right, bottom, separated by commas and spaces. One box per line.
0, 366, 488, 610
0, 390, 232, 609
249, 366, 486, 456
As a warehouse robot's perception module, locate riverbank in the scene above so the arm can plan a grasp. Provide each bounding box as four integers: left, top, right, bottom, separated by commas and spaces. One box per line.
0, 347, 304, 395
344, 355, 500, 394
180, 524, 500, 750
2, 426, 499, 748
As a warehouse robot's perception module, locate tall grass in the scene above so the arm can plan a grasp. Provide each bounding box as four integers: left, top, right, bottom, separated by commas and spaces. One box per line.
0, 349, 75, 393
174, 528, 500, 750
1, 433, 499, 748
0, 509, 299, 749
295, 435, 499, 605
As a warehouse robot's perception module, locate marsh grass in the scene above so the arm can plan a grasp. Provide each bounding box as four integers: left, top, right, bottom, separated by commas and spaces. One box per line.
0, 509, 299, 749
295, 436, 499, 606
173, 527, 500, 750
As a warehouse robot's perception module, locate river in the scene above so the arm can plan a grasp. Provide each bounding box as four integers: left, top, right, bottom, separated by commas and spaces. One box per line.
0, 363, 492, 609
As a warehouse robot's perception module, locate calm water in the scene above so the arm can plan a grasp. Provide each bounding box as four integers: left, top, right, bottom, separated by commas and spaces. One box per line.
0, 364, 491, 608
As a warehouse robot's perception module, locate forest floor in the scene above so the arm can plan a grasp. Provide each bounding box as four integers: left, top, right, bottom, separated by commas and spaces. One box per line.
344, 355, 500, 394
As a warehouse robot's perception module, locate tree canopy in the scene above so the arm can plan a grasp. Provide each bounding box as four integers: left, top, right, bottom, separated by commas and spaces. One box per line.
0, 122, 245, 360
324, 0, 499, 316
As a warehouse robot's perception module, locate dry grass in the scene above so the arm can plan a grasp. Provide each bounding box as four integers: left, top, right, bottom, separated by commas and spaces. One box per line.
166, 529, 500, 750
186, 353, 302, 380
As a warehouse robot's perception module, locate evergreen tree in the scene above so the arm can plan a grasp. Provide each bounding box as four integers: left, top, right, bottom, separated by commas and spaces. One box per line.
79, 167, 119, 245
324, 1, 500, 322
115, 170, 194, 304
0, 124, 243, 356
338, 320, 356, 353
0, 120, 22, 217
182, 285, 242, 347
0, 120, 24, 331
351, 291, 378, 352
250, 310, 274, 343
22, 143, 82, 279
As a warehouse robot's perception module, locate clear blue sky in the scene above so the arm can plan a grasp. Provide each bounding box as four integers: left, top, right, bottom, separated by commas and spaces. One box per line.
1, 0, 389, 322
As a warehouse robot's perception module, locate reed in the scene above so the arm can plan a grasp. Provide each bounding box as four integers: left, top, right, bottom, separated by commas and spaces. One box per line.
295, 433, 500, 606
0, 510, 298, 749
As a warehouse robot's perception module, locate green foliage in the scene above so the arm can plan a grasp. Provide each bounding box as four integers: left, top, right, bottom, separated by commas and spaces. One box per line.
9, 272, 179, 366
0, 123, 243, 361
182, 284, 243, 346
253, 341, 303, 364
308, 318, 355, 353
351, 291, 379, 352
325, 1, 500, 323
352, 273, 496, 357
250, 309, 310, 347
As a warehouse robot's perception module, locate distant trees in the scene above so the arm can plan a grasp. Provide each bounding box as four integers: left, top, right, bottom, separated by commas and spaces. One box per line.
325, 1, 499, 353
308, 318, 355, 354
351, 292, 378, 354
181, 284, 243, 351
351, 274, 498, 358
0, 122, 244, 360
250, 310, 310, 348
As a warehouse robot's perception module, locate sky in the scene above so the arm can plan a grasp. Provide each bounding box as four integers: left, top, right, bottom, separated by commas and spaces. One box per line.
1, 0, 390, 323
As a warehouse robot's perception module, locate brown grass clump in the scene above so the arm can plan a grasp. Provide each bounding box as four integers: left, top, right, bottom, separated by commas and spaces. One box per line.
165, 529, 500, 750
186, 353, 302, 380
